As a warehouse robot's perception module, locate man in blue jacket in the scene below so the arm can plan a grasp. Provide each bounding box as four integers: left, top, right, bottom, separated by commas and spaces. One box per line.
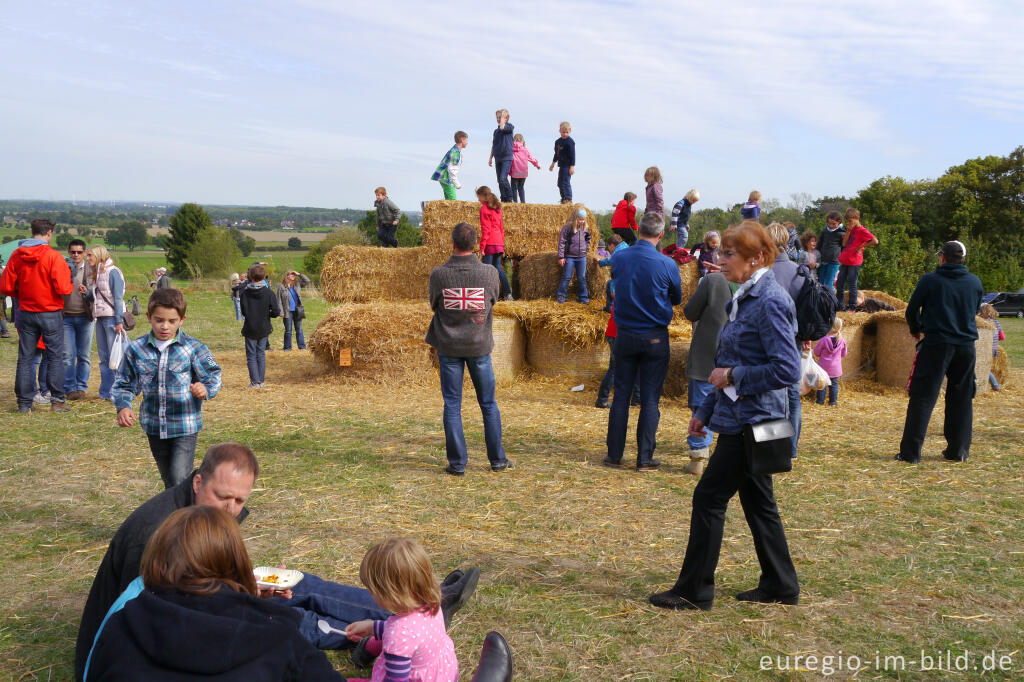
896, 241, 984, 463
604, 212, 683, 471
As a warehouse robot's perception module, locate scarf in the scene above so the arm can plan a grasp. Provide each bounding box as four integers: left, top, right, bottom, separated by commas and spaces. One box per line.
727, 267, 768, 322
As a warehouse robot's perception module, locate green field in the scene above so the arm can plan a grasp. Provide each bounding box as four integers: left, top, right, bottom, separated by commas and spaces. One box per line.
0, 289, 1022, 680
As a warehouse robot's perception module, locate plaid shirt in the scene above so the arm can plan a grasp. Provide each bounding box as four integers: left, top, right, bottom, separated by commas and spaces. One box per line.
112, 331, 222, 439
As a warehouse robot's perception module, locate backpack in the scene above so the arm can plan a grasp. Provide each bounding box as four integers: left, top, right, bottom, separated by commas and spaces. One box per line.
794, 264, 837, 341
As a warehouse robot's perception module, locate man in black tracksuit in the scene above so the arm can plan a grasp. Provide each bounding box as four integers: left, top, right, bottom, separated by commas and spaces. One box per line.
897, 241, 984, 463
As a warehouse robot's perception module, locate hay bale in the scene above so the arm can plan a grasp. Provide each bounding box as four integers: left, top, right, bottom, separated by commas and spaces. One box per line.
421, 200, 598, 260
494, 300, 608, 350
516, 253, 608, 301
678, 260, 700, 304
320, 246, 436, 303
836, 311, 876, 380
308, 302, 435, 377
874, 311, 995, 393
992, 346, 1010, 387
664, 341, 690, 399
491, 316, 527, 384
525, 326, 608, 383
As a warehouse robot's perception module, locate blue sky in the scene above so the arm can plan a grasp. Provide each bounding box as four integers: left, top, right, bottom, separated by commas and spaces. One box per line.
1, 0, 1021, 212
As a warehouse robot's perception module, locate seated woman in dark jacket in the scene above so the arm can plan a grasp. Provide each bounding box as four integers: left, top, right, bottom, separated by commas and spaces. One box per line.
86, 506, 513, 682
649, 220, 802, 610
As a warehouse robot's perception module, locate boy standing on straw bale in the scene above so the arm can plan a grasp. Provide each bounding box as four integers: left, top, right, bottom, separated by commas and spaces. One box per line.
817, 210, 845, 292
549, 122, 575, 204
425, 222, 511, 476
488, 109, 515, 203
670, 189, 700, 248
373, 187, 401, 248
431, 131, 469, 200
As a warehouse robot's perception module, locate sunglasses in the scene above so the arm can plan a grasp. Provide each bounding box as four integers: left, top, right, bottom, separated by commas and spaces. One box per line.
69, 250, 85, 254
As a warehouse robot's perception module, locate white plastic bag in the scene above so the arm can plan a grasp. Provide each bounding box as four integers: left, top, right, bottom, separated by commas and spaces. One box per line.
799, 350, 830, 395
108, 330, 130, 370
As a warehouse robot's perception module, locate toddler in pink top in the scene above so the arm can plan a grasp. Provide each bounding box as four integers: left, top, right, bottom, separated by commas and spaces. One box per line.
345, 537, 458, 682
813, 318, 847, 406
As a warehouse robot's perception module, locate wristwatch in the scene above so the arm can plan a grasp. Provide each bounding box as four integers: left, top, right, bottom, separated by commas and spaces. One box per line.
725, 368, 735, 386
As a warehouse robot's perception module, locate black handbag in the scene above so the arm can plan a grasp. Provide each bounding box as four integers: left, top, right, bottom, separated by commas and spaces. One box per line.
742, 419, 795, 475
293, 288, 306, 321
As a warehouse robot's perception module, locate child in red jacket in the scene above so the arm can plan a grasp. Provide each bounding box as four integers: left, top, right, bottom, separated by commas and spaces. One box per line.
476, 186, 512, 300
611, 192, 638, 245
836, 208, 879, 310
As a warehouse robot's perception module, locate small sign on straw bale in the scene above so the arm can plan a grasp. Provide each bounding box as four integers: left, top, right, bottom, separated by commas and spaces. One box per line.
421, 200, 598, 260
516, 253, 609, 301
319, 246, 437, 303
308, 301, 436, 379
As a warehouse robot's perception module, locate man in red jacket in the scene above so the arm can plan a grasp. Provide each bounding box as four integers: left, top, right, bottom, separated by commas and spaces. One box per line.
0, 218, 73, 413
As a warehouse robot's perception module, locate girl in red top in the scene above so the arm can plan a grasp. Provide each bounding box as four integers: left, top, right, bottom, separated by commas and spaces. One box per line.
611, 192, 638, 245
836, 207, 879, 310
476, 186, 512, 300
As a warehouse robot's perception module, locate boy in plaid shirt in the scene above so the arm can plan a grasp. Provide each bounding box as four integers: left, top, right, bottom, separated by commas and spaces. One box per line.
113, 288, 222, 489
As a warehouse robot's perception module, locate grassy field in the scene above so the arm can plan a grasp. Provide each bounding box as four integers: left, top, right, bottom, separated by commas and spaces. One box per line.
0, 291, 1022, 680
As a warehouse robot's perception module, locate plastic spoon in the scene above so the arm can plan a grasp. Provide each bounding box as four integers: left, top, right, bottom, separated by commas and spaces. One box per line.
317, 620, 347, 637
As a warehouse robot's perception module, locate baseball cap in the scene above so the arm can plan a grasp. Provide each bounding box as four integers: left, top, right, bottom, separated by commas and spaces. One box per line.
939, 240, 967, 259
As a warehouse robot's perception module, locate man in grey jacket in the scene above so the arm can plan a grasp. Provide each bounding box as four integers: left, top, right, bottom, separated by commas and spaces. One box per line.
425, 222, 511, 475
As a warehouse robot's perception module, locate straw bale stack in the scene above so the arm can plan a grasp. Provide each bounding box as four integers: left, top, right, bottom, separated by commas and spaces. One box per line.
491, 316, 527, 384
421, 200, 598, 260
307, 301, 435, 378
992, 346, 1010, 388
319, 246, 436, 303
873, 312, 995, 392
525, 327, 609, 384
663, 341, 690, 399
516, 253, 609, 301
494, 300, 608, 350
677, 259, 700, 304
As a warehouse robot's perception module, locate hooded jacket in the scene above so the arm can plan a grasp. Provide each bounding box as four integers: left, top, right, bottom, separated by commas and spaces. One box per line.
0, 239, 72, 311
240, 281, 281, 339
906, 263, 984, 346
478, 203, 504, 253
86, 586, 343, 681
510, 140, 539, 178
611, 200, 638, 231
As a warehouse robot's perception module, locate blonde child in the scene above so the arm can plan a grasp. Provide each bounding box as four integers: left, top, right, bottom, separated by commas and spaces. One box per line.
813, 318, 847, 406
643, 167, 664, 218
549, 121, 575, 203
556, 208, 592, 303
345, 537, 458, 682
740, 190, 762, 221
670, 188, 700, 247
431, 131, 468, 200
691, 231, 722, 276
509, 133, 540, 203
476, 186, 512, 299
980, 304, 1004, 391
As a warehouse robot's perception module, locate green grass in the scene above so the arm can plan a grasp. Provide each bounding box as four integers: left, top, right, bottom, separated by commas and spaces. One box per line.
997, 317, 1024, 364
0, 292, 1022, 680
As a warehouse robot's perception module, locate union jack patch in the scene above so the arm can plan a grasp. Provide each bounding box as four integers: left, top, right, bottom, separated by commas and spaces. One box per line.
443, 287, 485, 310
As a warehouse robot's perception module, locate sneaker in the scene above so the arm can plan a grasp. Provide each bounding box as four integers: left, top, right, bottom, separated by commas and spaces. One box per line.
67, 390, 86, 401
50, 401, 70, 413
503, 294, 514, 301
0, 331, 10, 338
594, 399, 609, 408
942, 451, 967, 462
491, 460, 513, 472
32, 392, 51, 406
444, 465, 465, 476
735, 588, 798, 605
601, 457, 622, 468
18, 405, 32, 414
894, 453, 920, 464
648, 590, 712, 611
636, 459, 661, 472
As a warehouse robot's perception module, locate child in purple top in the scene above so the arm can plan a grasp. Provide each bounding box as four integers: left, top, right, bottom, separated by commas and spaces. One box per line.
813, 318, 847, 406
345, 538, 457, 682
740, 190, 762, 221
644, 166, 664, 218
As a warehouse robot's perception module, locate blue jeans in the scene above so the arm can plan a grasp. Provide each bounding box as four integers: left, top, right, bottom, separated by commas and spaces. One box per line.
816, 377, 840, 405
675, 225, 690, 249
597, 336, 640, 404
245, 336, 268, 384
687, 379, 716, 453
510, 177, 526, 203
16, 310, 66, 407
989, 371, 1000, 390
438, 354, 507, 471
274, 572, 390, 649
606, 328, 670, 466
556, 257, 588, 303
283, 316, 305, 350
557, 166, 572, 201
835, 264, 861, 309
63, 314, 94, 393
233, 297, 242, 321
818, 263, 840, 293
494, 158, 512, 202
94, 316, 119, 400
788, 382, 801, 458
33, 350, 48, 394
376, 224, 398, 247
146, 433, 199, 489
481, 253, 511, 299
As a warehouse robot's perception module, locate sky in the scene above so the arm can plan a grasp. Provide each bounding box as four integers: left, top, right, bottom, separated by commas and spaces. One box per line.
1, 0, 1022, 212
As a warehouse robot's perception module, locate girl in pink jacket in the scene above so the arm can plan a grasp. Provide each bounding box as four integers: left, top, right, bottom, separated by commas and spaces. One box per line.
813, 318, 847, 406
509, 134, 540, 203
